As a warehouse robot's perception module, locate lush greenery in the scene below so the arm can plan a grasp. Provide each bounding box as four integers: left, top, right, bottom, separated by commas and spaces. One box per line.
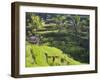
26, 43, 80, 67
26, 12, 89, 67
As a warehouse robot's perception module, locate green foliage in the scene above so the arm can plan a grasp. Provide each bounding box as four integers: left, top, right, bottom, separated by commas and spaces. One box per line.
26, 43, 81, 67
26, 13, 45, 36
26, 12, 89, 65
51, 14, 68, 32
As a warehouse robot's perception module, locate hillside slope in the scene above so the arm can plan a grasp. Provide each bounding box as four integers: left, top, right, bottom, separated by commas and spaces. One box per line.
26, 44, 81, 67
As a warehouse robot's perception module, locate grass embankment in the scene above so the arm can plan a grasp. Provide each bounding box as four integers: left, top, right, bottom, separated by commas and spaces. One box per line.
26, 43, 81, 67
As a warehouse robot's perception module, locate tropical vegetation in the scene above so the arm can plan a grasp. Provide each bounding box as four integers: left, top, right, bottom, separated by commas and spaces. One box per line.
25, 12, 89, 67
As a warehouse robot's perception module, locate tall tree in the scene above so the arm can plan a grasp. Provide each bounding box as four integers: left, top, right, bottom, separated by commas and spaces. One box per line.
26, 13, 45, 36
51, 14, 68, 32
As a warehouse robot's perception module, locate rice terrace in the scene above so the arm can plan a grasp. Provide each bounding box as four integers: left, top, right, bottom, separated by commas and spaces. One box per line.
25, 12, 90, 67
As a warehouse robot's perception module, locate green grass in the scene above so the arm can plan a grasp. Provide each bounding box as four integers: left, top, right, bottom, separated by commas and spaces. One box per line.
26, 43, 81, 67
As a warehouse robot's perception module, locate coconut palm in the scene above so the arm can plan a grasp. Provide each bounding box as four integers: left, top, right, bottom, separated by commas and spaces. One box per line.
51, 14, 68, 32
26, 13, 45, 36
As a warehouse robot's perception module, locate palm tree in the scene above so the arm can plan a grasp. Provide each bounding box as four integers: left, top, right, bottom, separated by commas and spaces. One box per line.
66, 15, 89, 46
52, 14, 68, 32
27, 14, 45, 36
67, 15, 89, 34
